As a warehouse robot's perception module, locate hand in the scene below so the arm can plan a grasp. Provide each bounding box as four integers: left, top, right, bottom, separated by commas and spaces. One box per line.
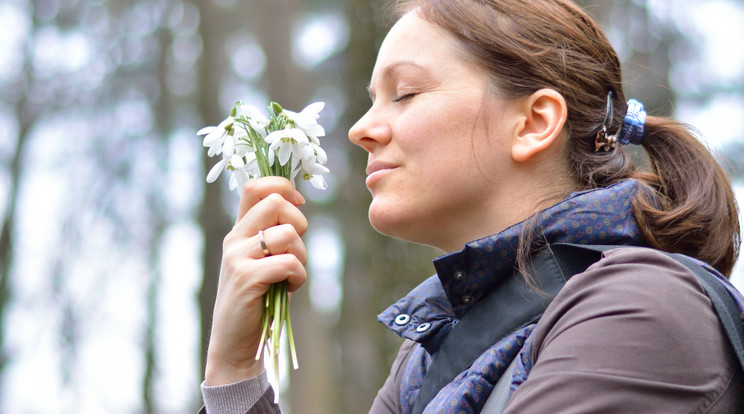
204, 176, 308, 386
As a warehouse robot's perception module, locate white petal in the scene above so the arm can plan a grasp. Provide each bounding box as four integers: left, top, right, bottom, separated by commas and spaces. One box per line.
291, 152, 301, 171
264, 130, 283, 144
309, 163, 330, 175
283, 110, 313, 130
217, 116, 234, 129
233, 124, 250, 139
244, 152, 259, 173
268, 138, 282, 152
314, 145, 328, 164
197, 126, 217, 136
268, 150, 275, 166
239, 104, 269, 125
282, 109, 298, 120
202, 130, 224, 147
304, 124, 325, 137
294, 116, 316, 131
223, 135, 236, 159
300, 145, 316, 164
309, 174, 327, 190
234, 143, 251, 158
287, 128, 309, 144
278, 144, 292, 166
230, 154, 245, 168
207, 143, 222, 157
252, 127, 267, 138
229, 174, 238, 191
301, 102, 325, 118
234, 167, 249, 190
290, 167, 301, 184
206, 159, 227, 183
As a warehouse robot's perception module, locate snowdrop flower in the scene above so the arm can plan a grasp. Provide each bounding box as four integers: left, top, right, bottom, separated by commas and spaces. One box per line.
265, 128, 309, 167
229, 151, 261, 191
302, 163, 330, 190
198, 116, 234, 157
235, 102, 270, 133
282, 101, 326, 138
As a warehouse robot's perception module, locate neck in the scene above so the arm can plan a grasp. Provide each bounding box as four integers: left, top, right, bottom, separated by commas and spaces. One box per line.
438, 170, 577, 252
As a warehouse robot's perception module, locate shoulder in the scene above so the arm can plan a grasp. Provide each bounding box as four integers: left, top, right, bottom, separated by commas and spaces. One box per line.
507, 246, 742, 413
535, 246, 716, 351
543, 246, 711, 332
369, 340, 419, 414
564, 246, 704, 295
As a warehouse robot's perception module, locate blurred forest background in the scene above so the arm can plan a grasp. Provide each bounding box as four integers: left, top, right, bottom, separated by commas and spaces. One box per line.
0, 0, 743, 412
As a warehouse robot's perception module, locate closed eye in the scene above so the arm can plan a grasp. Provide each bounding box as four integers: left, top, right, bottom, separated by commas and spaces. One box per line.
393, 93, 416, 103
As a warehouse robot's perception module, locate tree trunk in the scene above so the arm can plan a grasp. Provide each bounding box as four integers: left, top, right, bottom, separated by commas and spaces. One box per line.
0, 10, 41, 393
195, 0, 235, 388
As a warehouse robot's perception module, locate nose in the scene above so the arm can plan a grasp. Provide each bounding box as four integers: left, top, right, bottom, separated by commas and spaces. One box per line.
348, 105, 392, 153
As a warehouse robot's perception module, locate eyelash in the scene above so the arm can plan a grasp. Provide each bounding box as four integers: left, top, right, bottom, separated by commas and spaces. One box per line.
393, 93, 416, 103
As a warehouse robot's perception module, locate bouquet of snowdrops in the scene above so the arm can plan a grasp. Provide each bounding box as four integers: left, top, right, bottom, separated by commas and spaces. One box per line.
198, 100, 329, 392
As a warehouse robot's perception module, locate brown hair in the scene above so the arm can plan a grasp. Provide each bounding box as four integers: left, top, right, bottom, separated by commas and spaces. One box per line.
389, 0, 740, 276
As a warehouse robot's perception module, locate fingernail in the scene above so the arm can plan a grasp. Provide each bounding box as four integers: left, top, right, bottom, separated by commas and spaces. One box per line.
295, 191, 306, 205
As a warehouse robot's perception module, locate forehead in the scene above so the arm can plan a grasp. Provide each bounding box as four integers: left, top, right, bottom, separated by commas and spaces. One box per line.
370, 12, 462, 84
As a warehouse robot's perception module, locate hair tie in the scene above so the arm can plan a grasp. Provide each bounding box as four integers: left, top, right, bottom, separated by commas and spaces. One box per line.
594, 93, 647, 152
617, 99, 646, 145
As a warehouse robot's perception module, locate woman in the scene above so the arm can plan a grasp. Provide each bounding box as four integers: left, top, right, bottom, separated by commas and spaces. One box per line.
201, 0, 744, 412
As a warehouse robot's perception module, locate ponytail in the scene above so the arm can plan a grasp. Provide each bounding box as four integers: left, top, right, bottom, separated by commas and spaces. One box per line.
631, 117, 740, 276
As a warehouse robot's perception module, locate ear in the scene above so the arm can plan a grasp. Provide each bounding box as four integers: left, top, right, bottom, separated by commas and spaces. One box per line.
511, 89, 567, 163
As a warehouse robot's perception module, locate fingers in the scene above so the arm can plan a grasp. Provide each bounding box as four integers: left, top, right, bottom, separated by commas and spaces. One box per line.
255, 225, 308, 292
246, 254, 308, 293
224, 224, 308, 266
223, 222, 308, 294
258, 224, 308, 265
232, 192, 309, 239
219, 240, 307, 308
237, 177, 305, 223
220, 249, 307, 296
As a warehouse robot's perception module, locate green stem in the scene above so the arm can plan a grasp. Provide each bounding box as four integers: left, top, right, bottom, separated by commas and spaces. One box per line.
252, 131, 272, 177
285, 291, 299, 370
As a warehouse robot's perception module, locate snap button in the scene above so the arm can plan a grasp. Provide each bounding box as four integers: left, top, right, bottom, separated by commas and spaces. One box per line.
416, 322, 431, 332
394, 314, 411, 325
462, 295, 473, 304
454, 270, 466, 281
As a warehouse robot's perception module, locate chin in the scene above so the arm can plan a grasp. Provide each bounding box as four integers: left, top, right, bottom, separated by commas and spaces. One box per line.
368, 200, 406, 239
368, 201, 432, 246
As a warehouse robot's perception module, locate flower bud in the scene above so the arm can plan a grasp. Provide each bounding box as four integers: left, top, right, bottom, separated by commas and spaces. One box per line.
271, 101, 283, 114
230, 101, 244, 117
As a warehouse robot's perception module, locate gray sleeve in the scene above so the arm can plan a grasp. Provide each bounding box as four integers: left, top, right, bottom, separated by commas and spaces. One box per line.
201, 370, 280, 414
368, 339, 418, 414
504, 247, 743, 413
199, 340, 416, 414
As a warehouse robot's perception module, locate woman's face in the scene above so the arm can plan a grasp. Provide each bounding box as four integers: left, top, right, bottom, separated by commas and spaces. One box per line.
348, 12, 519, 252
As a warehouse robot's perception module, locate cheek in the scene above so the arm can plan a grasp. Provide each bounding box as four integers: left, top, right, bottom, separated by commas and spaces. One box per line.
397, 109, 477, 160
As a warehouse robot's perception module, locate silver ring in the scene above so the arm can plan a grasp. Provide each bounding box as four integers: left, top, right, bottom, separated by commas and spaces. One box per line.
257, 230, 271, 257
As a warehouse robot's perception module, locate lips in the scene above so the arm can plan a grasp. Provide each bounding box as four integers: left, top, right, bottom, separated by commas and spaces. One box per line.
365, 161, 398, 187
366, 161, 398, 176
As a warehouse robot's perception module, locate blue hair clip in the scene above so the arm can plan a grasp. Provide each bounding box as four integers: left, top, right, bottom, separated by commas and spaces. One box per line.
594, 92, 647, 152
617, 99, 646, 145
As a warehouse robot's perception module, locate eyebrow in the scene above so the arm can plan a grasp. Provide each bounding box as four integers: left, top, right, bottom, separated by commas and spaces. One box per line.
366, 60, 429, 99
